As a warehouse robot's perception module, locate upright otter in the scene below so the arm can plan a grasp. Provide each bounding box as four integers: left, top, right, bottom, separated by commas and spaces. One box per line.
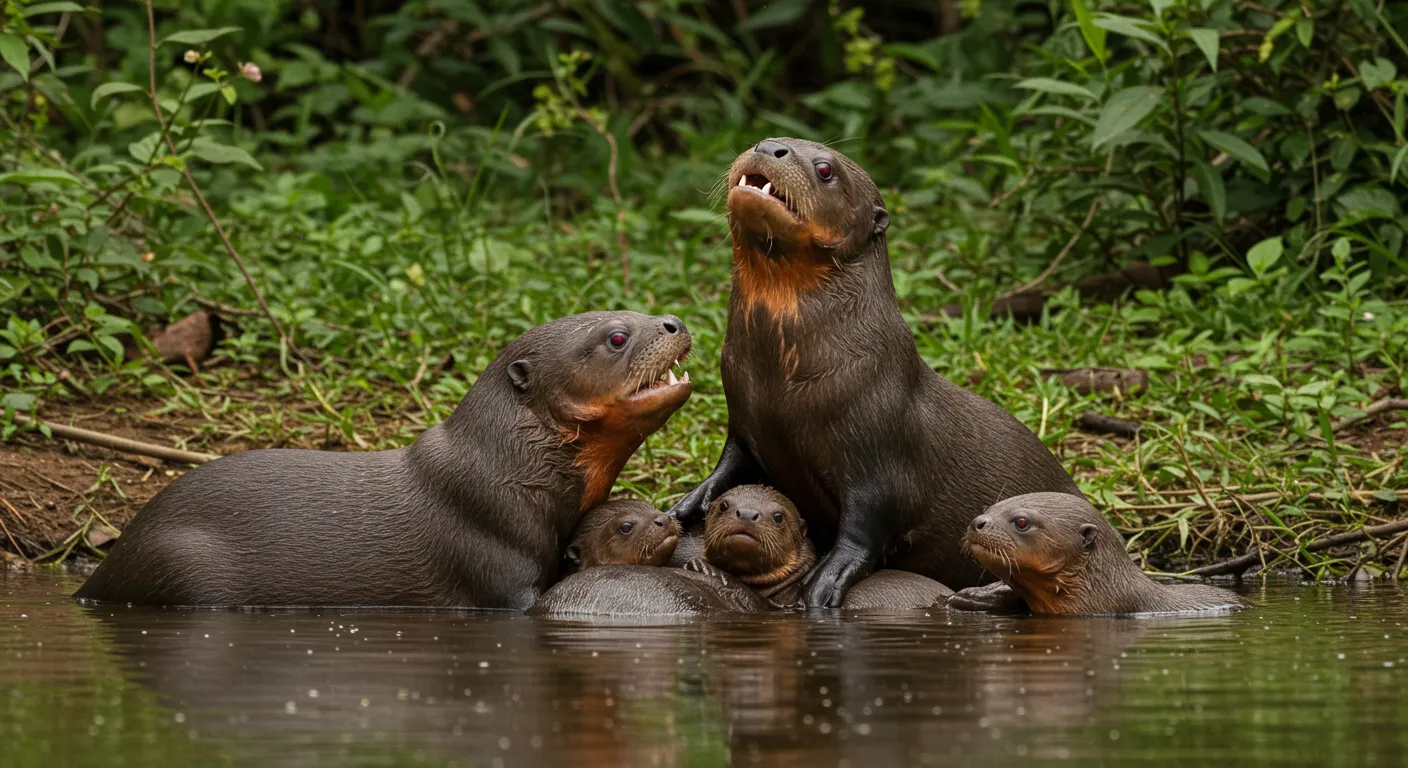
75, 312, 693, 609
954, 493, 1245, 616
668, 137, 1082, 606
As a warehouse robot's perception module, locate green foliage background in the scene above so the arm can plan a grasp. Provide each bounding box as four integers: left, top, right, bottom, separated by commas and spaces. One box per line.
1, 0, 1406, 571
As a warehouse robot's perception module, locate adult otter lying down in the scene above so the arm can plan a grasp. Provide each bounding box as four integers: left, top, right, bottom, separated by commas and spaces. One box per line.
530, 486, 949, 617
953, 493, 1245, 616
75, 312, 693, 609
668, 137, 1082, 607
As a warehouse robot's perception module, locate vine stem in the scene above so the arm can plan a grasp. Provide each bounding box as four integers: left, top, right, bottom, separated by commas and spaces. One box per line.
142, 0, 304, 363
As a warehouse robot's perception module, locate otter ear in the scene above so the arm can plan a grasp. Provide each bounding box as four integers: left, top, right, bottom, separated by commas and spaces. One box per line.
798, 517, 807, 536
507, 360, 531, 391
565, 544, 582, 566
872, 206, 890, 236
1080, 523, 1098, 550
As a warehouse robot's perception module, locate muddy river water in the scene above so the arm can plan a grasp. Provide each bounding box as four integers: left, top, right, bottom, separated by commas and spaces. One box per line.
3, 570, 1407, 766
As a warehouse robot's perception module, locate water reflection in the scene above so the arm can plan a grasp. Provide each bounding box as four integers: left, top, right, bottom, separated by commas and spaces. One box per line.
4, 573, 1408, 766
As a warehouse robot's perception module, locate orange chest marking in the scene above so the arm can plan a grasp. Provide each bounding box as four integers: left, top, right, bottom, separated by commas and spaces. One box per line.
562, 422, 649, 512
732, 246, 832, 321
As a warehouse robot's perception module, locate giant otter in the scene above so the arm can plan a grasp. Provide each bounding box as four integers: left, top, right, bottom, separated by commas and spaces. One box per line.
668, 137, 1082, 606
75, 311, 693, 609
531, 486, 947, 616
953, 493, 1245, 616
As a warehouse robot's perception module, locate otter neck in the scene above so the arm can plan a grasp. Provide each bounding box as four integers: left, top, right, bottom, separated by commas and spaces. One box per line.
1016, 544, 1216, 616
726, 539, 816, 602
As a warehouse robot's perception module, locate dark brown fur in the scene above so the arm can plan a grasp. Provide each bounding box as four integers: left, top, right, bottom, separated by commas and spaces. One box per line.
563, 499, 681, 573
958, 493, 1245, 616
75, 312, 693, 609
670, 138, 1082, 607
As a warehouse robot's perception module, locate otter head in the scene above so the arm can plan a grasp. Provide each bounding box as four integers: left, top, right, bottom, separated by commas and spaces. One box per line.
565, 499, 681, 573
724, 139, 889, 319
702, 485, 812, 585
964, 493, 1111, 615
494, 311, 693, 510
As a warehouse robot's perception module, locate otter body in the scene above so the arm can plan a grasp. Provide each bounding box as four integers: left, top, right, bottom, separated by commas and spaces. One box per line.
670, 138, 1081, 606
76, 312, 694, 609
955, 492, 1245, 616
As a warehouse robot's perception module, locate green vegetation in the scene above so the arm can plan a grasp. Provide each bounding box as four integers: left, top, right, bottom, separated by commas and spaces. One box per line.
1, 0, 1405, 575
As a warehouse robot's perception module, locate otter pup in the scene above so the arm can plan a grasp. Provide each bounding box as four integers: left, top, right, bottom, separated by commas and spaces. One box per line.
530, 486, 947, 616
668, 137, 1081, 606
563, 499, 682, 573
954, 493, 1245, 616
75, 312, 693, 609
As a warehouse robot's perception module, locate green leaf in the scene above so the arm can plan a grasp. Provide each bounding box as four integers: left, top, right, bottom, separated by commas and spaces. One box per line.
1185, 28, 1220, 72
0, 344, 15, 361
220, 85, 237, 105
22, 2, 87, 15
1092, 86, 1163, 148
0, 168, 80, 186
128, 131, 163, 164
1391, 144, 1408, 184
1198, 130, 1269, 173
1241, 97, 1289, 116
1, 392, 37, 412
1359, 57, 1397, 91
670, 208, 720, 225
1070, 0, 1108, 61
159, 27, 243, 47
1191, 161, 1226, 224
737, 0, 807, 32
1148, 0, 1174, 17
1014, 77, 1097, 100
0, 33, 30, 82
188, 139, 263, 170
1247, 237, 1284, 278
1093, 15, 1170, 53
1296, 19, 1314, 47
185, 81, 222, 101
90, 81, 143, 109
98, 335, 124, 361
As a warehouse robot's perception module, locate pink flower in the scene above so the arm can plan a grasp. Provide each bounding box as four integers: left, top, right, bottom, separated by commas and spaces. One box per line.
239, 62, 262, 83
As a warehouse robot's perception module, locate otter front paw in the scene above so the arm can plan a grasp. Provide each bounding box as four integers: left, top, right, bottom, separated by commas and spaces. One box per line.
666, 483, 715, 523
683, 557, 726, 585
798, 552, 868, 608
948, 582, 1027, 614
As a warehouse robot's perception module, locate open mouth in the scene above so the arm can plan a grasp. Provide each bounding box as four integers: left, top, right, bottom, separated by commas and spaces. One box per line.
733, 171, 801, 220
625, 346, 692, 402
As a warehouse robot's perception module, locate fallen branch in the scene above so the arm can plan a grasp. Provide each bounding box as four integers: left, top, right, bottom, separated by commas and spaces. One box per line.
1120, 488, 1408, 513
13, 413, 219, 465
143, 0, 305, 363
1332, 397, 1408, 432
1075, 412, 1142, 438
1186, 518, 1408, 577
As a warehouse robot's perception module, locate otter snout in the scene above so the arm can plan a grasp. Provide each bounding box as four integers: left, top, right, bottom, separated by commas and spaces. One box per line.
659, 315, 685, 336
734, 507, 762, 523
652, 515, 670, 527
754, 140, 790, 159
972, 515, 990, 531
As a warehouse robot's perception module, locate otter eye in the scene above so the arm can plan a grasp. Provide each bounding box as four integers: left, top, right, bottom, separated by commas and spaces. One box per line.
618, 521, 634, 535
1013, 517, 1030, 532
717, 500, 729, 513
608, 331, 628, 349
772, 511, 784, 524
815, 161, 833, 181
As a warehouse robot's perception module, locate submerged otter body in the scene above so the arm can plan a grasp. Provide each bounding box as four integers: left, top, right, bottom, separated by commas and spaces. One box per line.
533, 486, 947, 616
669, 137, 1081, 606
76, 312, 694, 609
954, 492, 1244, 617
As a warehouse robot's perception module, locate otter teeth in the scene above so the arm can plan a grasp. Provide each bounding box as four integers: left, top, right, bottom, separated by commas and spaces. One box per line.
738, 176, 747, 187
760, 181, 772, 195
667, 369, 678, 386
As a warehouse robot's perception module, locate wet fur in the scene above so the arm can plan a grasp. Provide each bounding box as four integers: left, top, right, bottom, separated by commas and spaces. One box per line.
963, 493, 1245, 616
75, 312, 692, 609
670, 137, 1083, 606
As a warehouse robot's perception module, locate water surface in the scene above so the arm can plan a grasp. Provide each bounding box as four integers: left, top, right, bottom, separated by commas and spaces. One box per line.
3, 570, 1407, 767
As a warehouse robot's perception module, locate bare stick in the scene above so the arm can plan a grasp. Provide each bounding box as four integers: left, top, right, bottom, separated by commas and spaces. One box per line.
1332, 398, 1408, 432
1186, 518, 1408, 577
13, 414, 219, 465
996, 199, 1101, 300
1075, 412, 1142, 438
143, 1, 304, 362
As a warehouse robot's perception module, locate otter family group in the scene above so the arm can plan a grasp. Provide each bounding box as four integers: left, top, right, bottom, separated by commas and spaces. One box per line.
75, 140, 1241, 619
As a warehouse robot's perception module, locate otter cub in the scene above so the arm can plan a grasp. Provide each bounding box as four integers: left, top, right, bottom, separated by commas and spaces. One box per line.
688, 486, 951, 611
562, 499, 681, 574
954, 493, 1244, 617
